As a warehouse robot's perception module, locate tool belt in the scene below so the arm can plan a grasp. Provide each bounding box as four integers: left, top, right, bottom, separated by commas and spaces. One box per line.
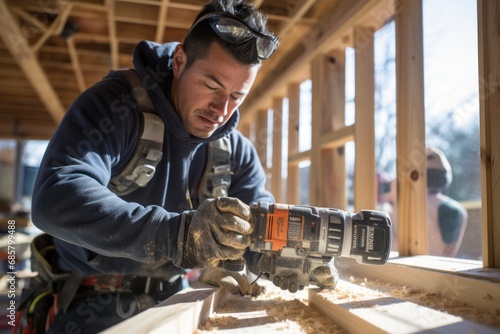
15, 234, 179, 333
79, 274, 182, 295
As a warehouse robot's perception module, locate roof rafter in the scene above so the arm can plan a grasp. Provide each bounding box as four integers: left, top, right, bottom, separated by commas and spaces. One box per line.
0, 0, 65, 124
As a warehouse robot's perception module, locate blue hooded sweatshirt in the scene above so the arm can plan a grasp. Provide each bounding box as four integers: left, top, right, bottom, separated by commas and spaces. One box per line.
31, 41, 274, 277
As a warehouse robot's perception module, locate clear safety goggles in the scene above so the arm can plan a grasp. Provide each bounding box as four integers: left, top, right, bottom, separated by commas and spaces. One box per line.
189, 12, 279, 60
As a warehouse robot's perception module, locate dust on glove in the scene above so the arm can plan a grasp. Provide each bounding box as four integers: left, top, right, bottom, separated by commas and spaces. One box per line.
309, 261, 339, 290
179, 197, 253, 269
258, 252, 339, 293
199, 266, 264, 296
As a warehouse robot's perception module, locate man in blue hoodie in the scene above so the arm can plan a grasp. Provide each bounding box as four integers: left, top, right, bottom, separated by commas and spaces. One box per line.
28, 0, 335, 332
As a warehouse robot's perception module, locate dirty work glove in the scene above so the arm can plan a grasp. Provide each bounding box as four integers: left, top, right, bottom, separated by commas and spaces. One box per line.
309, 260, 339, 290
258, 253, 338, 293
199, 267, 264, 297
178, 197, 253, 269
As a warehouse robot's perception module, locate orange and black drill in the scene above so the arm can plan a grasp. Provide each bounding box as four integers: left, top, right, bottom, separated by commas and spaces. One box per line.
223, 202, 392, 290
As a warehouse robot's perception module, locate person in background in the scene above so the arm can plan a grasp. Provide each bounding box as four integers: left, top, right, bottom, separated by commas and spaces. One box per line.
379, 147, 468, 257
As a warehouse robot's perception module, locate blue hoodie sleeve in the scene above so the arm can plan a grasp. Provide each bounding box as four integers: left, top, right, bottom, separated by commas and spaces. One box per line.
31, 75, 182, 265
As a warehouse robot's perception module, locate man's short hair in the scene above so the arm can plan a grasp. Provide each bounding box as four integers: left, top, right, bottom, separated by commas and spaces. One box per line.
183, 0, 272, 67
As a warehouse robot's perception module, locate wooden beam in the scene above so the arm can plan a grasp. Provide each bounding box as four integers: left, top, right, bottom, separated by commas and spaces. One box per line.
309, 279, 500, 334
323, 50, 346, 210
102, 282, 224, 334
354, 25, 376, 211
10, 6, 48, 33
66, 37, 86, 92
288, 150, 310, 165
311, 51, 347, 208
477, 0, 500, 268
336, 256, 500, 314
241, 0, 394, 124
106, 0, 119, 69
271, 97, 283, 202
320, 124, 354, 149
309, 55, 322, 205
155, 0, 170, 43
31, 3, 72, 53
287, 83, 300, 204
395, 0, 427, 256
0, 1, 65, 124
277, 0, 318, 39
255, 109, 270, 170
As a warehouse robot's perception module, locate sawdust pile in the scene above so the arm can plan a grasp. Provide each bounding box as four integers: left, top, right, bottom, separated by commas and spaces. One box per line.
321, 277, 500, 328
196, 283, 345, 333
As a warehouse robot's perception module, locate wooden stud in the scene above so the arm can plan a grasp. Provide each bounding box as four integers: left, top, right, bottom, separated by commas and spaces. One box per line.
395, 0, 427, 256
311, 50, 347, 209
309, 279, 500, 334
66, 38, 86, 92
106, 0, 119, 69
477, 0, 500, 268
287, 83, 301, 204
255, 109, 270, 171
323, 50, 347, 210
354, 25, 376, 211
271, 97, 284, 202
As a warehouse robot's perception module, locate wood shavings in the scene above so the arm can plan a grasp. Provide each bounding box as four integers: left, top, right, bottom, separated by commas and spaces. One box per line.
197, 281, 345, 333
322, 277, 500, 328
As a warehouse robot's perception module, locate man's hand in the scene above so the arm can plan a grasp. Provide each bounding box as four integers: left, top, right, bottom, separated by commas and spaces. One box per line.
258, 253, 338, 293
180, 197, 253, 269
199, 267, 263, 296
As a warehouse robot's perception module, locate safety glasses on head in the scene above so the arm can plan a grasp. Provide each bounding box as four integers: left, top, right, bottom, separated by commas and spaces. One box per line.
188, 12, 279, 60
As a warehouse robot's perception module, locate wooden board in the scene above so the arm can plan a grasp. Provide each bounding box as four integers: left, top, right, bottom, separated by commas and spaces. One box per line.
309, 279, 500, 334
102, 282, 225, 334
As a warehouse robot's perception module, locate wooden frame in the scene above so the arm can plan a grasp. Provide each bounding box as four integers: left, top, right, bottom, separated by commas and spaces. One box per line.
239, 0, 500, 316
478, 0, 500, 268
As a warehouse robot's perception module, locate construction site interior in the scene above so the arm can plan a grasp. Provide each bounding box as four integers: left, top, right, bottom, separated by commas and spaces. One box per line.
0, 0, 499, 333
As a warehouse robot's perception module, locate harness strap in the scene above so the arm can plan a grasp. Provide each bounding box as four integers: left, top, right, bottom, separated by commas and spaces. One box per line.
198, 136, 233, 204
108, 69, 164, 196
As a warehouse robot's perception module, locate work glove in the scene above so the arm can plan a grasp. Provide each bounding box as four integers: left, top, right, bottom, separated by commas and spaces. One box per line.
198, 266, 264, 297
178, 197, 253, 269
258, 253, 338, 293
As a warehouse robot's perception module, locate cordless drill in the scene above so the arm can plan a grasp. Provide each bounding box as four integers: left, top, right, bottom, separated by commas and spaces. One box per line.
222, 201, 392, 289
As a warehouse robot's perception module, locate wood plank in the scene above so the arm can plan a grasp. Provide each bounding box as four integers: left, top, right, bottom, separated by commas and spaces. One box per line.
311, 52, 347, 208
271, 97, 283, 202
477, 0, 500, 268
324, 50, 346, 209
255, 109, 270, 170
106, 0, 119, 69
309, 279, 500, 334
286, 83, 300, 204
395, 0, 427, 256
155, 0, 170, 43
0, 1, 65, 124
102, 282, 224, 334
319, 124, 354, 149
354, 25, 376, 211
288, 150, 310, 165
335, 256, 500, 315
67, 37, 86, 92
309, 54, 323, 205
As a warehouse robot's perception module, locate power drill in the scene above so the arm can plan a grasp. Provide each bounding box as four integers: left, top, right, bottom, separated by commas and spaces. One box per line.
222, 201, 392, 289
